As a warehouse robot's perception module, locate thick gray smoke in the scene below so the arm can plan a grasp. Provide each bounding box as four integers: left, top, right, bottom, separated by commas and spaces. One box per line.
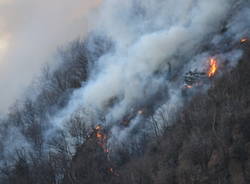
0, 0, 100, 113
49, 0, 247, 146
1, 0, 249, 166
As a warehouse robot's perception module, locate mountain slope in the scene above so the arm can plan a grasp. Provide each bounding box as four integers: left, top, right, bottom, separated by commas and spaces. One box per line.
62, 42, 250, 184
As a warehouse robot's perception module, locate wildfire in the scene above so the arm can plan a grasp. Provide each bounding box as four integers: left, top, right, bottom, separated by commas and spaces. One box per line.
137, 110, 144, 115
94, 126, 119, 176
185, 85, 193, 89
94, 125, 109, 153
95, 125, 101, 131
240, 38, 248, 43
207, 58, 218, 78
96, 132, 104, 139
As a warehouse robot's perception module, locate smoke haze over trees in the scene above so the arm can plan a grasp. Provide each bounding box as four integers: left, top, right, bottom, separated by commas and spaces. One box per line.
0, 0, 250, 183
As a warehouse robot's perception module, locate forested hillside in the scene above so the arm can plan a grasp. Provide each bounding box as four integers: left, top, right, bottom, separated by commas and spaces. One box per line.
0, 0, 250, 184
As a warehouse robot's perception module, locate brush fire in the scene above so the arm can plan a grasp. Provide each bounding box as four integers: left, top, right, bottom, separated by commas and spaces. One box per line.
93, 125, 120, 176
137, 109, 144, 115
94, 125, 109, 153
240, 38, 248, 43
184, 57, 218, 88
208, 58, 218, 78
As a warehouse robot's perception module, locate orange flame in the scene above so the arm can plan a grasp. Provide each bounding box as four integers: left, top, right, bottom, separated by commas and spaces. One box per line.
137, 110, 144, 115
208, 58, 218, 77
94, 125, 109, 153
185, 85, 193, 89
240, 38, 248, 43
96, 132, 103, 139
95, 125, 101, 131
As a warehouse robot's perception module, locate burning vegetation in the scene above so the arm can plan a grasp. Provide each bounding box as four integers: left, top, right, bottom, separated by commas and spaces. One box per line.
0, 0, 249, 183
184, 57, 218, 89
94, 125, 109, 153
207, 58, 218, 78
184, 37, 247, 89
93, 125, 119, 176
240, 38, 248, 43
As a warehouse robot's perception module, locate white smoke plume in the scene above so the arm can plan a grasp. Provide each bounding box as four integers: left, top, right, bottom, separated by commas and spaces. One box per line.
0, 0, 101, 113
50, 0, 241, 133
0, 0, 249, 165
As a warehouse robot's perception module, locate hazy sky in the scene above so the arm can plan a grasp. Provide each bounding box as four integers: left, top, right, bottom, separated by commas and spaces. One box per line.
0, 0, 101, 113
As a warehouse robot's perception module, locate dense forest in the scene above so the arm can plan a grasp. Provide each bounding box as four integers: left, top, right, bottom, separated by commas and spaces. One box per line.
0, 0, 250, 184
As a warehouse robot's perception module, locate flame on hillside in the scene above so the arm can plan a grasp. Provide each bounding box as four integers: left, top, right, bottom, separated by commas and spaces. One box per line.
94, 125, 109, 153
185, 85, 193, 89
240, 38, 248, 43
207, 58, 218, 78
93, 125, 119, 176
137, 110, 144, 115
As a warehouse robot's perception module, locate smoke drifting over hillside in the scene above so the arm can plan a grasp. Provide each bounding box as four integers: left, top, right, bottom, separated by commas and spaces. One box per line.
0, 0, 100, 113
50, 0, 248, 148
0, 0, 249, 182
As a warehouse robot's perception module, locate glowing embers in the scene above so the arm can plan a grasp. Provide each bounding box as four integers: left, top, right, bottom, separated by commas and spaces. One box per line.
207, 58, 218, 78
184, 57, 219, 89
185, 85, 193, 89
137, 109, 144, 115
93, 126, 119, 176
240, 38, 248, 43
94, 125, 109, 153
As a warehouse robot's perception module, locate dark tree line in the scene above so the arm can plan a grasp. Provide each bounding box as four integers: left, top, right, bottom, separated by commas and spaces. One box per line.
0, 36, 113, 184
0, 38, 249, 184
